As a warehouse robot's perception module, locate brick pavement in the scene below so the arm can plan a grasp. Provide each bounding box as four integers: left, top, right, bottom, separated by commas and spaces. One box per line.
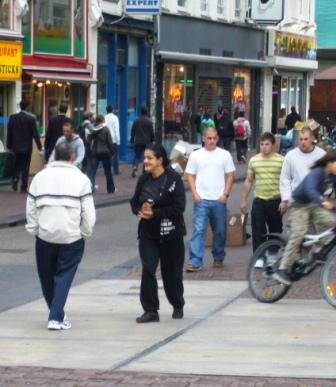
1, 367, 335, 386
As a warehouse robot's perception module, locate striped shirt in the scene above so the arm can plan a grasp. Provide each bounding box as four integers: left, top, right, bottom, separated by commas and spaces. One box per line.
247, 153, 284, 200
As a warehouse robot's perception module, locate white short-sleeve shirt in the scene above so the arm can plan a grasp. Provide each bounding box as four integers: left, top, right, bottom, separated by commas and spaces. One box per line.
185, 147, 235, 200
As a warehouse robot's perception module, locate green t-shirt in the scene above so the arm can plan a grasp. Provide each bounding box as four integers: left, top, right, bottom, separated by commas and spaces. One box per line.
247, 152, 284, 200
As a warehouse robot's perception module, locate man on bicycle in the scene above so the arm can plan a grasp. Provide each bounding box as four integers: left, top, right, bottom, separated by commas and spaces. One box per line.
274, 152, 336, 285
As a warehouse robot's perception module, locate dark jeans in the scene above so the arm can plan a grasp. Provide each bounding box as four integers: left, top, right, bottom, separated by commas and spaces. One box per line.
112, 144, 119, 174
251, 198, 283, 252
13, 152, 31, 190
88, 154, 115, 193
235, 139, 248, 162
35, 237, 85, 322
139, 237, 185, 313
217, 137, 232, 152
133, 144, 146, 169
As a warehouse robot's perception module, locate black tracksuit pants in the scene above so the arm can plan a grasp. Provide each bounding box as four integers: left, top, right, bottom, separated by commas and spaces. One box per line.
139, 237, 185, 313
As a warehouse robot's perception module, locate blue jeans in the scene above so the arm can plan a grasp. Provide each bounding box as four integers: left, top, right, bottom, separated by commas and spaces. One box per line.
112, 145, 119, 174
189, 200, 227, 267
35, 237, 85, 322
133, 144, 146, 168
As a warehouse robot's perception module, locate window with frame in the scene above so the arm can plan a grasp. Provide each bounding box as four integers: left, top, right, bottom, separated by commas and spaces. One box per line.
217, 0, 225, 15
0, 0, 11, 29
235, 0, 241, 18
177, 0, 186, 7
200, 0, 208, 14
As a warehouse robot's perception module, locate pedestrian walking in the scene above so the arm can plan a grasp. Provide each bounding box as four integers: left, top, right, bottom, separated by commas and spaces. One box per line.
130, 106, 154, 178
280, 127, 326, 214
48, 122, 85, 169
105, 105, 120, 175
6, 100, 42, 193
44, 103, 73, 162
240, 132, 284, 253
130, 144, 186, 323
285, 106, 301, 131
194, 105, 205, 143
185, 127, 235, 272
26, 142, 96, 330
214, 106, 234, 151
87, 115, 116, 193
233, 111, 251, 163
79, 111, 95, 173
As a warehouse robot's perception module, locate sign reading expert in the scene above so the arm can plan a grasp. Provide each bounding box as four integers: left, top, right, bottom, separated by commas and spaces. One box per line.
125, 0, 160, 14
0, 41, 22, 81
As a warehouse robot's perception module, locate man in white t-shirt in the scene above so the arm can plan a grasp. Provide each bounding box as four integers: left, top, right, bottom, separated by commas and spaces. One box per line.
105, 105, 120, 174
185, 127, 235, 271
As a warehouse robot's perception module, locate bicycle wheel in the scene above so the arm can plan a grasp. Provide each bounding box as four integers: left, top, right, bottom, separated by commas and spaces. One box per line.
320, 251, 336, 308
248, 239, 291, 303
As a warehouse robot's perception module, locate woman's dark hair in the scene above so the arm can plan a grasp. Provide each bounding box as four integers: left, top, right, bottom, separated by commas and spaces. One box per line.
312, 151, 336, 169
95, 115, 105, 124
145, 143, 170, 167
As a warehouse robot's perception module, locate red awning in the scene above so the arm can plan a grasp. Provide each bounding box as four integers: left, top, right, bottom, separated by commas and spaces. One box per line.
23, 70, 97, 84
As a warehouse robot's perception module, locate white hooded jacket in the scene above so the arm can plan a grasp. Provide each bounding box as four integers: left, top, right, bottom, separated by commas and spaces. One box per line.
26, 162, 96, 244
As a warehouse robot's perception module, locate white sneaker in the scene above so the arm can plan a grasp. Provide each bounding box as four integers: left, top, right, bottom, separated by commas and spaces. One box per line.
47, 320, 61, 330
61, 316, 72, 330
254, 258, 264, 268
94, 184, 99, 190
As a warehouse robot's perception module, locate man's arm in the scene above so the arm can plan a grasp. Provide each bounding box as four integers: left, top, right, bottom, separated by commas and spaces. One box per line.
6, 117, 13, 150
279, 156, 292, 204
80, 180, 96, 239
74, 139, 85, 167
32, 120, 42, 151
219, 171, 235, 203
187, 173, 201, 202
240, 174, 254, 214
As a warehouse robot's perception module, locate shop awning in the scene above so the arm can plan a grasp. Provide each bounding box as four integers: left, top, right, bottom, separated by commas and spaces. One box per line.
315, 65, 336, 80
156, 51, 268, 68
22, 70, 97, 84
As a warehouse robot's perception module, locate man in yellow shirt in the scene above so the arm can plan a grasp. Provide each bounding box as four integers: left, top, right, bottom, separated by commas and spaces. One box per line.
240, 132, 284, 252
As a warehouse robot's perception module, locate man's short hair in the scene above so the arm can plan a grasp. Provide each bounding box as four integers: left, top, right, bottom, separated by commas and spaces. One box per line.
141, 106, 148, 116
83, 111, 93, 119
106, 105, 113, 113
59, 103, 68, 114
63, 121, 73, 130
20, 100, 29, 111
260, 132, 275, 144
203, 127, 218, 136
54, 143, 72, 161
300, 126, 313, 136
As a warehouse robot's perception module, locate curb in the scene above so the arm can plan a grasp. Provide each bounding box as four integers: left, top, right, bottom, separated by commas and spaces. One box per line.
0, 176, 246, 229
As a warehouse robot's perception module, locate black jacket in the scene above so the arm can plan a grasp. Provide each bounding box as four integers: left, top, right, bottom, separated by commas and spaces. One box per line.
45, 114, 73, 153
130, 115, 154, 146
214, 112, 234, 139
6, 111, 41, 153
130, 168, 186, 241
285, 112, 301, 130
88, 124, 115, 158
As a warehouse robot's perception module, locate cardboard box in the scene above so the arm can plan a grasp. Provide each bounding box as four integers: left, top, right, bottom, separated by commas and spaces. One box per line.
205, 213, 248, 248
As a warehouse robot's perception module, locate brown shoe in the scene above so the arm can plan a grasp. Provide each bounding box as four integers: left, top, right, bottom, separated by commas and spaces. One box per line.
213, 260, 224, 268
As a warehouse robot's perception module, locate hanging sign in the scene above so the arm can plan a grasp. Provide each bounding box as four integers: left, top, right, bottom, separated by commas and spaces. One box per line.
0, 40, 22, 81
125, 0, 160, 14
251, 0, 284, 24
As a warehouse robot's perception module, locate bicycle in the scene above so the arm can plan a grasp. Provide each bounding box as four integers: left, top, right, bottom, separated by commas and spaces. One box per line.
248, 227, 336, 308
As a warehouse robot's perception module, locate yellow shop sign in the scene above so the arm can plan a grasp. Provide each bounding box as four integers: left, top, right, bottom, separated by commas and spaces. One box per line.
0, 41, 22, 81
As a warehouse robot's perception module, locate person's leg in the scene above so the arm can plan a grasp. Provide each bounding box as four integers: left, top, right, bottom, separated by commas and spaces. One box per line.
101, 156, 115, 193
265, 199, 283, 235
279, 205, 310, 269
112, 145, 119, 175
21, 153, 32, 191
223, 138, 231, 152
35, 237, 59, 309
209, 201, 227, 262
312, 206, 336, 232
160, 237, 185, 310
48, 238, 85, 322
88, 155, 99, 192
251, 198, 267, 252
12, 152, 22, 190
132, 145, 143, 176
242, 139, 248, 159
138, 238, 160, 313
236, 140, 242, 162
188, 200, 209, 268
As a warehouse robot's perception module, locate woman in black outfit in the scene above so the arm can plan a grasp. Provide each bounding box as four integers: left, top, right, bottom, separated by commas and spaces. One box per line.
130, 144, 186, 323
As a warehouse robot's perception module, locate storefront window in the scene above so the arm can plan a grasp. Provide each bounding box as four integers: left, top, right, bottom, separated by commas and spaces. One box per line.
97, 35, 108, 115
0, 1, 10, 29
280, 76, 304, 117
22, 6, 31, 54
232, 68, 251, 119
74, 0, 85, 58
34, 0, 72, 54
22, 81, 43, 135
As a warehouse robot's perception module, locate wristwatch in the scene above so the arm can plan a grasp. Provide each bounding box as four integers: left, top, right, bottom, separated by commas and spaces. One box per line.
224, 192, 230, 198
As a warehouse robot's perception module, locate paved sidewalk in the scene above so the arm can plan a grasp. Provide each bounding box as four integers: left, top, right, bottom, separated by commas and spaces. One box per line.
0, 155, 250, 228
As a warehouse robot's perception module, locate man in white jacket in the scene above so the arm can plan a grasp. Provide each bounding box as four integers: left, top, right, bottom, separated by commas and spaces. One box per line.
105, 105, 120, 174
26, 142, 96, 330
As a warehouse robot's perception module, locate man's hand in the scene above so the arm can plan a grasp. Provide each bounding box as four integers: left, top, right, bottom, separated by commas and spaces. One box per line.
322, 200, 334, 211
279, 201, 289, 215
240, 200, 248, 214
192, 192, 201, 202
218, 194, 228, 204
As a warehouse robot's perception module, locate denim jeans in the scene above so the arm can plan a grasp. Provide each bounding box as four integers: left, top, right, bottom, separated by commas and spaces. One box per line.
88, 155, 115, 193
112, 144, 119, 174
189, 200, 227, 267
35, 237, 85, 322
133, 144, 146, 168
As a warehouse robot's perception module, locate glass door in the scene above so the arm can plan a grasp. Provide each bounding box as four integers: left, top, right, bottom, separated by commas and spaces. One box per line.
0, 85, 8, 150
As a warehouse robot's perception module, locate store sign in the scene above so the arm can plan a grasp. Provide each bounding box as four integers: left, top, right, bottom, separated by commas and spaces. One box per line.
125, 0, 160, 14
251, 0, 284, 24
0, 41, 22, 81
274, 31, 317, 60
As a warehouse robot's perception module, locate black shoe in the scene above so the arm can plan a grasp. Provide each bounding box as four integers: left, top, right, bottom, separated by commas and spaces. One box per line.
172, 307, 184, 319
273, 269, 292, 286
20, 187, 27, 194
136, 312, 159, 324
12, 181, 18, 191
132, 167, 137, 178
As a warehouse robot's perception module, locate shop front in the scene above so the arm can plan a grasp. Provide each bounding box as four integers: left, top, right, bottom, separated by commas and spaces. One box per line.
155, 14, 266, 149
264, 30, 318, 133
